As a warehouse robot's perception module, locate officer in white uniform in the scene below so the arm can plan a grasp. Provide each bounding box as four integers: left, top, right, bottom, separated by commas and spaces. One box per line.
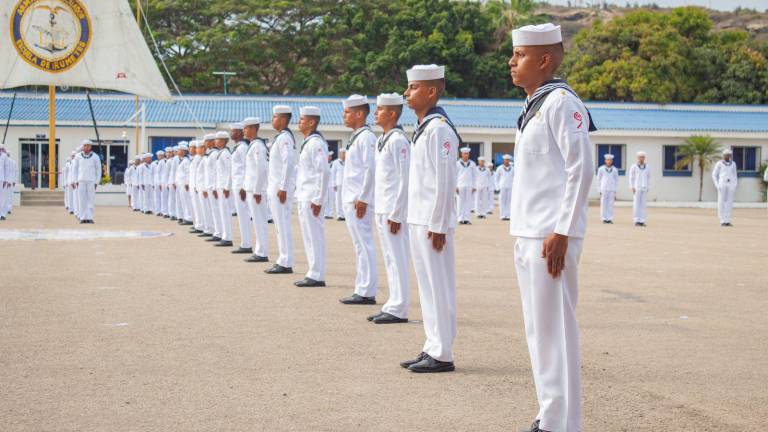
330, 149, 346, 220
124, 159, 135, 208
187, 141, 202, 229
596, 153, 619, 223
73, 139, 102, 223
400, 64, 459, 373
230, 122, 254, 254
214, 131, 234, 247
368, 93, 411, 324
167, 145, 182, 220
339, 94, 378, 305
175, 143, 193, 225
628, 151, 650, 226
508, 23, 596, 432
496, 154, 514, 220
474, 156, 491, 219
265, 106, 297, 275
455, 147, 475, 224
131, 155, 142, 212
198, 135, 216, 237
153, 149, 165, 216
243, 116, 271, 262
294, 106, 330, 287
712, 148, 738, 226
139, 153, 152, 214
204, 134, 222, 241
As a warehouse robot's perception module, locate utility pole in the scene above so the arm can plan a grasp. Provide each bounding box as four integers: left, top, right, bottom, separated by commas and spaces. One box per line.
212, 71, 237, 95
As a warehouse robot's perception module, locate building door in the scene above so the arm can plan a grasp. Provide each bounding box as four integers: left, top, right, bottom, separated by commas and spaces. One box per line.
20, 138, 60, 189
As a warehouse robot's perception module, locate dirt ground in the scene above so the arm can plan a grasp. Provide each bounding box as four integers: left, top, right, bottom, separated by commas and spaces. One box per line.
1, 205, 766, 431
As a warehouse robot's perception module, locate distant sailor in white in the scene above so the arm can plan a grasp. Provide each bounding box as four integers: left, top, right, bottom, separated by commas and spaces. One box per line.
214, 131, 234, 247
712, 148, 738, 226
596, 153, 619, 224
230, 122, 254, 255
175, 142, 193, 225
330, 148, 346, 220
474, 156, 491, 219
72, 139, 102, 224
455, 147, 476, 225
242, 116, 271, 263
495, 154, 514, 221
628, 151, 650, 226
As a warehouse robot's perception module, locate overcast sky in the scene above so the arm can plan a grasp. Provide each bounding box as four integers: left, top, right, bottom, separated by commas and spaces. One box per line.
544, 0, 768, 11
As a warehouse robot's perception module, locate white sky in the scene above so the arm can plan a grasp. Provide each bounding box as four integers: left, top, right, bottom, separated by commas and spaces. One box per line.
544, 0, 768, 11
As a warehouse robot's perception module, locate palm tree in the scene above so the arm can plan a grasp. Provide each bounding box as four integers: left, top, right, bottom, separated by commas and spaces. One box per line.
675, 135, 722, 202
485, 0, 546, 49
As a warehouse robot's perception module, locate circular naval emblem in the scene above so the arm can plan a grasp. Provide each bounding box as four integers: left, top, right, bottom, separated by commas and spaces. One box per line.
10, 0, 92, 73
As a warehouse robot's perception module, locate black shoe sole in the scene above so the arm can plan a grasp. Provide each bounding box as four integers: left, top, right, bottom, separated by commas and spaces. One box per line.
374, 318, 408, 324
408, 364, 455, 373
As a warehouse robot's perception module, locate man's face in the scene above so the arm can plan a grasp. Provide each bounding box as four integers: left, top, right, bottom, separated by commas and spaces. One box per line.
478, 160, 485, 168
509, 46, 543, 88
299, 116, 317, 135
244, 125, 258, 140
724, 154, 732, 162
83, 144, 92, 154
605, 158, 614, 167
179, 149, 187, 157
503, 159, 511, 167
638, 155, 646, 165
343, 108, 359, 129
461, 152, 469, 161
215, 138, 227, 149
205, 140, 214, 149
404, 81, 433, 112
231, 129, 244, 142
272, 114, 288, 131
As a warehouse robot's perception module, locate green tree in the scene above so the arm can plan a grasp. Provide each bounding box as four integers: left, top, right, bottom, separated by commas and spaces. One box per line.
675, 135, 721, 202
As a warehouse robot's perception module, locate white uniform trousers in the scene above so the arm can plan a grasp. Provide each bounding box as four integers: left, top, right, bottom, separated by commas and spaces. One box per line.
247, 194, 271, 257
217, 189, 233, 241
456, 188, 473, 222
210, 192, 222, 237
500, 187, 512, 220
0, 186, 8, 217
156, 187, 164, 214
334, 186, 343, 218
409, 224, 456, 362
632, 189, 648, 223
180, 188, 192, 222
600, 190, 616, 222
64, 186, 69, 210
514, 237, 583, 432
172, 187, 180, 218
324, 186, 332, 218
202, 193, 214, 234
234, 194, 253, 249
72, 185, 80, 217
192, 191, 203, 229
717, 186, 736, 224
475, 186, 489, 217
486, 188, 494, 214
77, 181, 96, 221
269, 194, 294, 268
376, 214, 410, 319
298, 200, 326, 281
343, 203, 378, 298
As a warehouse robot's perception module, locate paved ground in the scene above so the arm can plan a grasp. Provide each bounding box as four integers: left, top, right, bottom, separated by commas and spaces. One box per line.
1, 205, 766, 431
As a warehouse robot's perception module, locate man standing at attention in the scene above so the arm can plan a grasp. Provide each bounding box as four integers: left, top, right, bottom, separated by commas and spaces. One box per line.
508, 23, 596, 432
712, 148, 738, 227
628, 151, 650, 226
596, 153, 619, 224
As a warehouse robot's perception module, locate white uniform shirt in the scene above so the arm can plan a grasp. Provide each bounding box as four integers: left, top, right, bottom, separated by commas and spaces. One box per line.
342, 127, 376, 205
267, 129, 296, 194
296, 133, 330, 205
176, 156, 191, 187
496, 165, 515, 189
215, 147, 232, 190
204, 148, 219, 191
124, 164, 134, 188
194, 154, 207, 191
475, 166, 491, 189
509, 90, 594, 239
374, 127, 410, 223
330, 159, 344, 187
456, 159, 476, 188
628, 163, 650, 191
244, 138, 270, 194
138, 162, 150, 186
74, 151, 102, 183
407, 113, 459, 233
166, 156, 179, 186
231, 140, 249, 192
596, 165, 619, 192
0, 153, 7, 183
711, 160, 738, 189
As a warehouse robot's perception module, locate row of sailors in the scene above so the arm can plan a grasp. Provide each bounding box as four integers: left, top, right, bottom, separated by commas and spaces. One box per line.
455, 150, 516, 223
0, 144, 18, 220
62, 141, 102, 223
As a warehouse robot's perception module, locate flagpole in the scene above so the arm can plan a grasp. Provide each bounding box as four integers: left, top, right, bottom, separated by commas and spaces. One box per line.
135, 0, 142, 155
49, 85, 56, 191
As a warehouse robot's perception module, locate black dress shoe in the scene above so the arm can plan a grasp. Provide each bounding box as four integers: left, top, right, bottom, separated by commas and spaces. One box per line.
373, 312, 408, 324
163, 215, 170, 219
206, 236, 221, 242
294, 278, 326, 287
198, 233, 213, 237
170, 217, 177, 221
79, 220, 86, 224
367, 311, 385, 322
190, 229, 202, 234
400, 352, 427, 369
408, 354, 455, 373
519, 419, 541, 432
265, 264, 293, 274
70, 211, 75, 214
337, 217, 345, 221
339, 294, 376, 305
324, 216, 333, 219
181, 221, 193, 225
215, 240, 233, 247
231, 247, 253, 254
245, 255, 269, 263
267, 219, 274, 224
501, 217, 510, 221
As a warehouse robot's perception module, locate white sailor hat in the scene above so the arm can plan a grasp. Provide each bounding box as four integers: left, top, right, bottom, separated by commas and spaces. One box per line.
164, 146, 172, 152
81, 139, 93, 146
512, 23, 562, 47
637, 151, 647, 157
343, 94, 368, 109
188, 140, 197, 148
300, 106, 321, 117
478, 156, 486, 161
338, 148, 346, 153
145, 152, 154, 158
329, 151, 334, 156
273, 105, 292, 115
177, 141, 188, 147
171, 146, 179, 152
604, 154, 614, 160
376, 93, 404, 106
231, 122, 244, 130
215, 131, 230, 140
722, 148, 733, 155
134, 155, 141, 160
204, 133, 216, 141
460, 147, 471, 154
177, 143, 189, 151
156, 150, 164, 155
407, 64, 445, 81
70, 151, 77, 156
503, 154, 512, 160
242, 117, 262, 127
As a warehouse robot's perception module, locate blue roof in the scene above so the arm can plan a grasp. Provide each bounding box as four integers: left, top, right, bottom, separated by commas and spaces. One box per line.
1, 93, 767, 133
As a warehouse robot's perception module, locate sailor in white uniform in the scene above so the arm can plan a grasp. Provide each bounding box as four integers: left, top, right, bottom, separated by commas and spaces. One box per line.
204, 134, 223, 241
131, 155, 142, 212
198, 135, 216, 237
124, 160, 135, 208
294, 106, 330, 287
139, 153, 153, 214
0, 145, 9, 220
367, 93, 411, 324
474, 157, 491, 219
175, 143, 193, 225
455, 147, 475, 224
242, 116, 271, 262
264, 106, 297, 275
62, 152, 75, 213
495, 154, 514, 220
339, 94, 378, 305
485, 162, 495, 215
167, 145, 182, 220
73, 139, 102, 223
628, 151, 650, 226
596, 153, 619, 223
323, 151, 335, 219
330, 149, 346, 220
153, 149, 165, 216
712, 148, 738, 226
400, 64, 459, 373
230, 122, 254, 254
187, 141, 202, 229
509, 23, 596, 432
214, 131, 234, 247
